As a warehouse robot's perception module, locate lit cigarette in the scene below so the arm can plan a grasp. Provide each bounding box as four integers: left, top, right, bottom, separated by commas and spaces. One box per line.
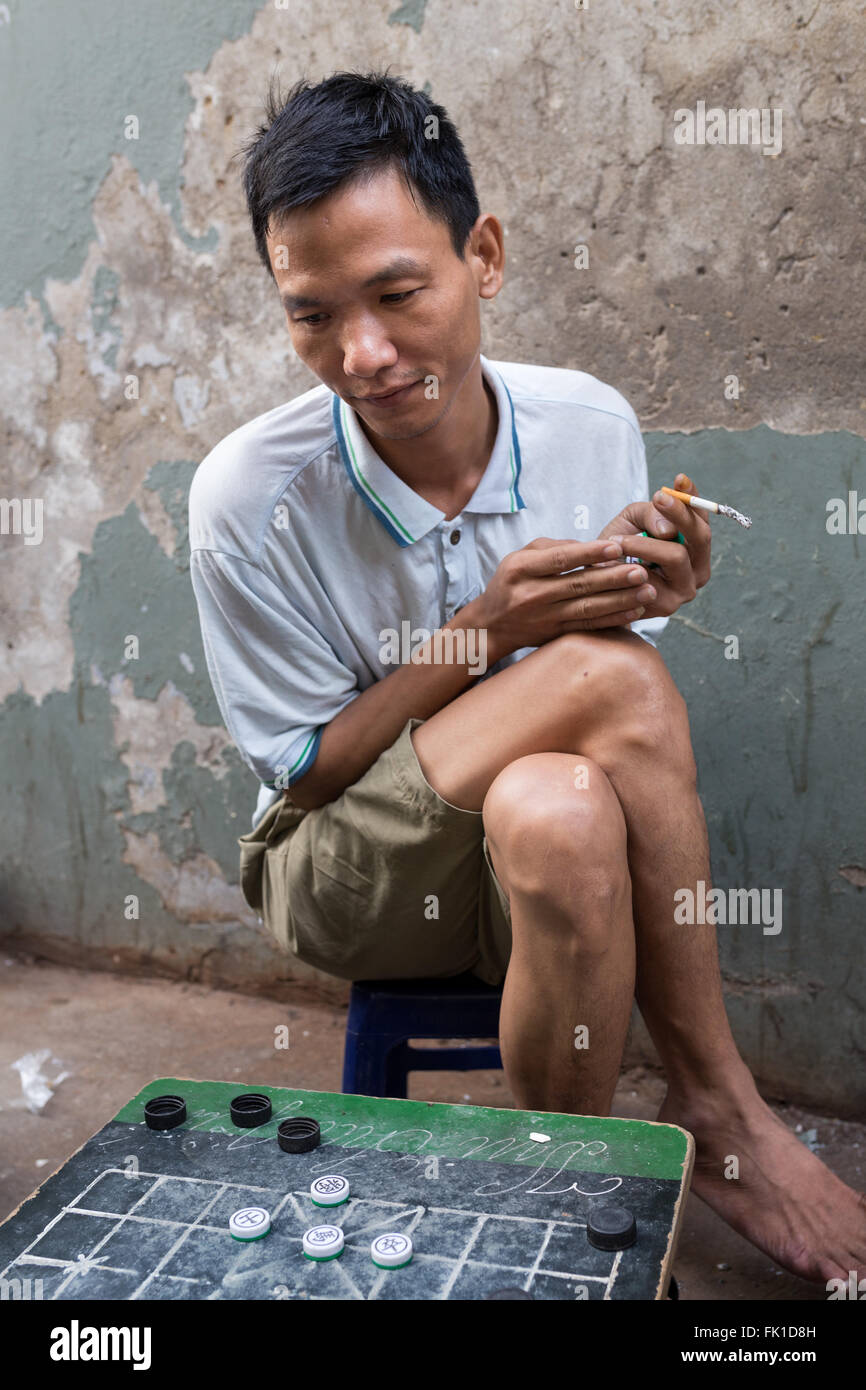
662, 486, 752, 529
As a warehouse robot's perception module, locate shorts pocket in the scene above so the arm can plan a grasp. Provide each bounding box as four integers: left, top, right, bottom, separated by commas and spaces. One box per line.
237, 795, 306, 913
238, 836, 267, 911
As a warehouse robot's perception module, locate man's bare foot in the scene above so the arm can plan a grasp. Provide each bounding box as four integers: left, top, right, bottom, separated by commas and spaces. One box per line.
658, 1070, 866, 1284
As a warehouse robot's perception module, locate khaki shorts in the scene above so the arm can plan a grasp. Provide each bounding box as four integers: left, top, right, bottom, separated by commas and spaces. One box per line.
237, 717, 512, 986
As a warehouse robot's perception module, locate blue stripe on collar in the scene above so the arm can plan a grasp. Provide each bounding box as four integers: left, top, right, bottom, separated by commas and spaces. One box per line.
331, 394, 414, 548
501, 375, 525, 510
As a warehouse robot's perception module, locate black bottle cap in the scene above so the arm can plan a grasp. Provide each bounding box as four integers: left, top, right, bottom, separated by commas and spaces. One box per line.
586, 1203, 637, 1251
277, 1117, 321, 1152
144, 1095, 186, 1131
230, 1093, 272, 1128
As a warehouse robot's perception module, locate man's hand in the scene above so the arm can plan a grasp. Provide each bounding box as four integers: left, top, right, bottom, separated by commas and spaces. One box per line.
469, 536, 659, 664
597, 472, 711, 618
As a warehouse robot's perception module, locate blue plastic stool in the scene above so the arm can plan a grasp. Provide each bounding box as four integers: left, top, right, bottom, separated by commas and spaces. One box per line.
342, 973, 503, 1099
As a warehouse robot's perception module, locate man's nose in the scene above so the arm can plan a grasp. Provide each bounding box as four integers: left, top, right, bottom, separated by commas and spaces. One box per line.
340, 316, 398, 379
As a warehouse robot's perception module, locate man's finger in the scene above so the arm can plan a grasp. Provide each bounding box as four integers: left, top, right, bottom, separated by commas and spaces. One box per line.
656, 476, 712, 537
544, 561, 656, 606
649, 494, 711, 576
599, 501, 678, 541
517, 537, 623, 576
650, 489, 697, 536
652, 480, 712, 584
615, 530, 693, 572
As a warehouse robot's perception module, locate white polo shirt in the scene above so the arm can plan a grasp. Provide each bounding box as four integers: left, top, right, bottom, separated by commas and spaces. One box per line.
189, 355, 668, 827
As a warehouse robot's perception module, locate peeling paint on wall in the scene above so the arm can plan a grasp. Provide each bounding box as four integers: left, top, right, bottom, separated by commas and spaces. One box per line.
0, 0, 262, 312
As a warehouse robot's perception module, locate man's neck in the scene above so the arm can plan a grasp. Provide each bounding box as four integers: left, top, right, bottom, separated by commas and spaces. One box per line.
356, 360, 499, 521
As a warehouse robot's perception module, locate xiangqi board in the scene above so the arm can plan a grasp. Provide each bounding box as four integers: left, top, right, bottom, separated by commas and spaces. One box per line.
0, 1078, 693, 1301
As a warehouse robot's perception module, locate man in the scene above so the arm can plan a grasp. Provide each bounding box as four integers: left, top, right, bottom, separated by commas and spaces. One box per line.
189, 70, 865, 1285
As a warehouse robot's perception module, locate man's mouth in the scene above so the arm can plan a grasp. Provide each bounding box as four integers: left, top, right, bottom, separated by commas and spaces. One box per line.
355, 380, 421, 407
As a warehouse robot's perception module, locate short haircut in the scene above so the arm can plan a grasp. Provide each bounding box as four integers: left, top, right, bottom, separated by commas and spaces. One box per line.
240, 69, 481, 278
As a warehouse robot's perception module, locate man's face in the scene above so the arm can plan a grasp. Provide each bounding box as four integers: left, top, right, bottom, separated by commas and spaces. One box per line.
265, 164, 499, 441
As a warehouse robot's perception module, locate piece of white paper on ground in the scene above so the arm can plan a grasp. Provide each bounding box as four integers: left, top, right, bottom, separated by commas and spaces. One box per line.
6, 1049, 72, 1113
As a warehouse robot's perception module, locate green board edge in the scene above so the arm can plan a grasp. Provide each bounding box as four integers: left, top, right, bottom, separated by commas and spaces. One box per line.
116, 1077, 691, 1184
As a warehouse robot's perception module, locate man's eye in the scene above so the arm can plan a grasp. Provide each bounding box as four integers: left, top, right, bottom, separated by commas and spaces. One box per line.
295, 289, 419, 326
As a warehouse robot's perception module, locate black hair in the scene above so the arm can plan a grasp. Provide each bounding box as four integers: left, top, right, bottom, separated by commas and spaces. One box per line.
240, 69, 481, 279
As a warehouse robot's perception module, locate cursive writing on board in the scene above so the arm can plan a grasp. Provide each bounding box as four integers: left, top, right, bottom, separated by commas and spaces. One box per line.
179, 1104, 624, 1202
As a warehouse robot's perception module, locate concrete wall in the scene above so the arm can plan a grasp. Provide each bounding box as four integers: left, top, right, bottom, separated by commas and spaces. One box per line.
1, 2, 863, 1111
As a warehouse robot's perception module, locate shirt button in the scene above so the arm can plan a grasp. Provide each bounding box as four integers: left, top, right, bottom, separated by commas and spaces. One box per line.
449, 529, 461, 545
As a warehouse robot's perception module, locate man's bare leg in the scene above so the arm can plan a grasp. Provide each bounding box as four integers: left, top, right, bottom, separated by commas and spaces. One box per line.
483, 753, 637, 1116
412, 629, 866, 1283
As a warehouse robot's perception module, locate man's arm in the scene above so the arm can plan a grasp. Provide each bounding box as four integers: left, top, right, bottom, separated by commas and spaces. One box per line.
287, 601, 494, 809
288, 534, 654, 809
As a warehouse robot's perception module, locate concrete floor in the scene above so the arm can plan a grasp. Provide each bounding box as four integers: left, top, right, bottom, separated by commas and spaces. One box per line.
1, 953, 862, 1301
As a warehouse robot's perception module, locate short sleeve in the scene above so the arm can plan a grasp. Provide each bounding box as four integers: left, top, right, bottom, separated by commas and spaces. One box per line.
624, 425, 670, 651
190, 549, 356, 787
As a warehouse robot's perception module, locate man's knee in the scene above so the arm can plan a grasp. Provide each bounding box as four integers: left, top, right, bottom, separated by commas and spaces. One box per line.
482, 752, 629, 905
542, 630, 698, 783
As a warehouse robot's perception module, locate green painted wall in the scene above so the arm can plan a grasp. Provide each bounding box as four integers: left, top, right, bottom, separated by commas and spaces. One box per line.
0, 0, 261, 315
639, 428, 866, 1108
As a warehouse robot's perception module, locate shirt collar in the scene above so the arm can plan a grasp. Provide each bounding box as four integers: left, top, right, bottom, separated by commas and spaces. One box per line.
331, 354, 525, 548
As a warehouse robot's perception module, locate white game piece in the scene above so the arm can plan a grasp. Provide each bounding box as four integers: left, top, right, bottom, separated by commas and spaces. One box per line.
370, 1232, 413, 1269
229, 1206, 271, 1241
529, 1132, 551, 1143
303, 1224, 345, 1260
310, 1174, 351, 1207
